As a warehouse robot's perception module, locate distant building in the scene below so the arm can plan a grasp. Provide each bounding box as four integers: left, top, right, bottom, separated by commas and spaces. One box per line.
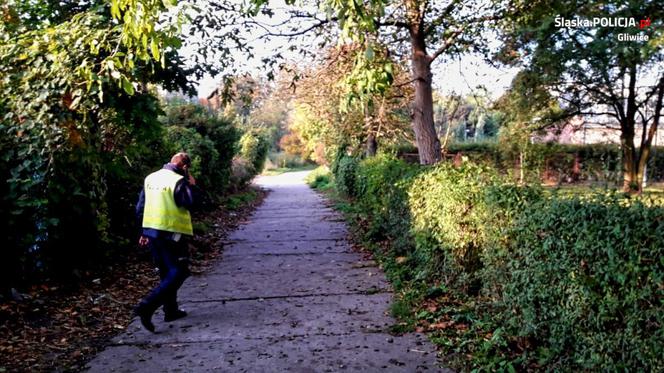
534, 116, 663, 146
206, 87, 223, 112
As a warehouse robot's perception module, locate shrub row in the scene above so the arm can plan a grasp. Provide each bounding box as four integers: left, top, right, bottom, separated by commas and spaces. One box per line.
1, 102, 267, 294
331, 153, 664, 370
503, 195, 664, 370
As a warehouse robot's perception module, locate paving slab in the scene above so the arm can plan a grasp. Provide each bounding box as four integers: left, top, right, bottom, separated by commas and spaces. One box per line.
85, 171, 447, 372
223, 240, 350, 256
112, 293, 395, 345
90, 333, 437, 373
182, 266, 389, 301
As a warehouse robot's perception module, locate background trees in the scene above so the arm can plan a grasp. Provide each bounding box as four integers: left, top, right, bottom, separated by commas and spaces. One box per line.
282, 44, 413, 164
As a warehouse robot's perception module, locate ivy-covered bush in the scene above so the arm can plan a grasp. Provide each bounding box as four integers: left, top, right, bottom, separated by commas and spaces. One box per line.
500, 194, 664, 370
0, 2, 194, 291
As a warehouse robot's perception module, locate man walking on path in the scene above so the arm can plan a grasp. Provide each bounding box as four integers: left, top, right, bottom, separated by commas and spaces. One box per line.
134, 152, 200, 332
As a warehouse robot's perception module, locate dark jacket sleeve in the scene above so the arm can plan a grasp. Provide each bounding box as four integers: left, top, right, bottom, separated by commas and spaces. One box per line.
136, 189, 146, 223
173, 178, 201, 210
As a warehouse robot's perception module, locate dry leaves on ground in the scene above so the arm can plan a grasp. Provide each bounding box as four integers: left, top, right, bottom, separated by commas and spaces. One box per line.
0, 187, 267, 372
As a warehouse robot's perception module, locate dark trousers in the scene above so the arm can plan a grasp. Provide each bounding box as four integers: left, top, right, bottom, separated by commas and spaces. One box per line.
137, 236, 190, 315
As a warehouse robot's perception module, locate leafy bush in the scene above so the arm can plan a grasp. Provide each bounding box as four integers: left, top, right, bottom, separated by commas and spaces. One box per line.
164, 126, 220, 192
333, 155, 360, 197
355, 154, 421, 255
407, 163, 524, 292
230, 157, 256, 190
163, 104, 239, 194
499, 194, 664, 370
479, 184, 544, 297
239, 129, 270, 174
330, 154, 662, 371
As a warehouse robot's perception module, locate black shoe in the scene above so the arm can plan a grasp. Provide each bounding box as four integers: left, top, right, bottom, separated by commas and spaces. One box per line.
134, 306, 155, 333
164, 309, 187, 322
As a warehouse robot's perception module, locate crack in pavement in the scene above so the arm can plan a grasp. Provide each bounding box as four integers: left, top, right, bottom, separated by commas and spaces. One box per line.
222, 251, 351, 257
111, 329, 397, 348
186, 290, 393, 304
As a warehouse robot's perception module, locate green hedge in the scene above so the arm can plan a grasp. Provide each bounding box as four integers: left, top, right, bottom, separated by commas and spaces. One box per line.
239, 129, 270, 175
164, 104, 239, 195
1, 100, 243, 293
334, 155, 360, 198
354, 155, 421, 255
501, 195, 664, 370
395, 143, 664, 183
333, 154, 663, 370
305, 166, 333, 190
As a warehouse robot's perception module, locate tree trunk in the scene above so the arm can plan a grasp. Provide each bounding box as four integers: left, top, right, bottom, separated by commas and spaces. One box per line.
621, 122, 640, 192
366, 133, 377, 156
622, 66, 640, 192
410, 29, 441, 165
634, 76, 664, 192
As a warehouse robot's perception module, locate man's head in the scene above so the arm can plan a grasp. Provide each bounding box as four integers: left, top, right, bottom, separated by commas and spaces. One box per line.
170, 152, 192, 172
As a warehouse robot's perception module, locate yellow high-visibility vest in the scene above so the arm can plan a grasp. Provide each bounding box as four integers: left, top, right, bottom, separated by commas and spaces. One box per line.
142, 169, 193, 235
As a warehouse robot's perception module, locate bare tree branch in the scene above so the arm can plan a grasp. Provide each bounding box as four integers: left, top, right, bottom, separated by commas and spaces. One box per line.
428, 27, 465, 63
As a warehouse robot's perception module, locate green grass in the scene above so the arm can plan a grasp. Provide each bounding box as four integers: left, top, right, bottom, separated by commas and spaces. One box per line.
224, 189, 258, 210
543, 182, 664, 204
304, 166, 334, 190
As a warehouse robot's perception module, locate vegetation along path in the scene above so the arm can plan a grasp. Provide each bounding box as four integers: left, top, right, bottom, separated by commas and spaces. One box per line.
85, 171, 444, 372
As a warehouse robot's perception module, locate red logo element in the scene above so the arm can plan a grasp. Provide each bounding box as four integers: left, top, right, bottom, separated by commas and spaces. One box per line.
639, 17, 651, 29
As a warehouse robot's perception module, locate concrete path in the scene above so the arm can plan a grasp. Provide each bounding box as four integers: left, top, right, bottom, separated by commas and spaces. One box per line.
86, 171, 444, 372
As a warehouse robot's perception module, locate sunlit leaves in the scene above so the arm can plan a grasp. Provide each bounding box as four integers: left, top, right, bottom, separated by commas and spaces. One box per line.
341, 43, 394, 110
324, 0, 387, 42
110, 0, 185, 70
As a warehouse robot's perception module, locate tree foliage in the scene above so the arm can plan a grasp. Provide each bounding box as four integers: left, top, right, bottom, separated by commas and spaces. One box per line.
322, 0, 492, 164
496, 0, 664, 191
0, 1, 222, 290
284, 44, 412, 163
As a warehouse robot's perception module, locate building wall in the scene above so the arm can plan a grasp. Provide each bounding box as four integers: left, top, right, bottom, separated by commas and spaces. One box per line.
535, 117, 664, 147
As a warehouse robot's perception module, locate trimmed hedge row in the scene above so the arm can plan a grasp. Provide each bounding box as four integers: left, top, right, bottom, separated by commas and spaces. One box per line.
332, 154, 664, 370
504, 195, 664, 370
396, 143, 664, 183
